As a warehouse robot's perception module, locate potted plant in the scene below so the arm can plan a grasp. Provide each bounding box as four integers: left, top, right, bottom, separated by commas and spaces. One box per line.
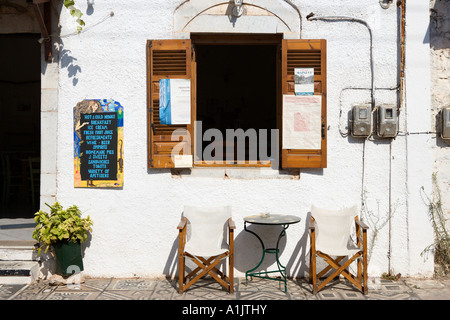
33, 202, 93, 277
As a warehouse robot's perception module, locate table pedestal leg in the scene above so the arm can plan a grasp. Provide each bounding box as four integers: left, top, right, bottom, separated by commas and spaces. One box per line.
244, 222, 289, 292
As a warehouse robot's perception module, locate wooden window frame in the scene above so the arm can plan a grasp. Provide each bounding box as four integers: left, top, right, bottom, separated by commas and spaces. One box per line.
147, 34, 327, 170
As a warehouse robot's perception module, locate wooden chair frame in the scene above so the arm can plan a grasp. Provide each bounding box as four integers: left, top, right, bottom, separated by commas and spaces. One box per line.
177, 217, 235, 294
309, 215, 369, 294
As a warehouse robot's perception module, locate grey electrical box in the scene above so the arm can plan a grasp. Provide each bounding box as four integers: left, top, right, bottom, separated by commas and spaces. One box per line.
351, 105, 372, 137
377, 105, 398, 138
442, 106, 450, 139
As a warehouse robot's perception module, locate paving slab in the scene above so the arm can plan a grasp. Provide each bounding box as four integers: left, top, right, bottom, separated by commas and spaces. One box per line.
404, 277, 450, 300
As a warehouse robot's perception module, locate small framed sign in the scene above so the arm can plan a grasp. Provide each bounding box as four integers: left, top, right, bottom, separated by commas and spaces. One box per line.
294, 68, 314, 95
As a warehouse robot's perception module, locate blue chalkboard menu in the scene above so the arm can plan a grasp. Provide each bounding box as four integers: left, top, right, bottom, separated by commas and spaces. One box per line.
80, 112, 118, 181
74, 99, 123, 188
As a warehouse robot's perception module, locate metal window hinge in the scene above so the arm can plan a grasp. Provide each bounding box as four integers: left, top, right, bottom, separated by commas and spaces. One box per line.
322, 122, 326, 139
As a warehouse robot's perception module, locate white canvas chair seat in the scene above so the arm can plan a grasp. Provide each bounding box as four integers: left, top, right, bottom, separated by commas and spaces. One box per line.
178, 205, 235, 293
315, 239, 361, 257
309, 204, 369, 294
184, 242, 229, 258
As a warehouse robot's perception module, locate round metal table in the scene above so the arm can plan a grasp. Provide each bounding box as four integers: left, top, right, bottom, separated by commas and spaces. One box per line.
243, 214, 301, 292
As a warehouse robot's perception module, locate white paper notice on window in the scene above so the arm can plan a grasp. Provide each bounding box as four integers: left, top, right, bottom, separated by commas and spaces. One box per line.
282, 95, 322, 150
170, 79, 191, 125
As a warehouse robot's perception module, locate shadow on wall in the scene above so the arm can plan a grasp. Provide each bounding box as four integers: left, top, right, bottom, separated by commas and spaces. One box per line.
429, 0, 450, 50
163, 211, 311, 280
59, 40, 81, 86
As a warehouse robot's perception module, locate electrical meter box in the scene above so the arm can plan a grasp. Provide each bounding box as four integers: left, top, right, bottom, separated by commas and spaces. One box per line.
442, 106, 450, 139
377, 105, 398, 138
351, 105, 372, 137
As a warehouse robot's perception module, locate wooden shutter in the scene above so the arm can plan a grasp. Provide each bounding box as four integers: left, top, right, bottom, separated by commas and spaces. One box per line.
147, 40, 193, 168
281, 39, 327, 168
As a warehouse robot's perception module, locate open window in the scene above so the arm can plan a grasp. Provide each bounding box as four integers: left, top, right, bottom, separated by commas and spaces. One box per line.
147, 35, 326, 169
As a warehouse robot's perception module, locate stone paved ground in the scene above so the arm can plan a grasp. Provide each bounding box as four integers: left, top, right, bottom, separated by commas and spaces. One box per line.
1, 276, 449, 301
1, 276, 448, 319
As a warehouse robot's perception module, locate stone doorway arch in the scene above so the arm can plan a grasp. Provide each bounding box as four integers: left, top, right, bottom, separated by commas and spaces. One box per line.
173, 0, 302, 39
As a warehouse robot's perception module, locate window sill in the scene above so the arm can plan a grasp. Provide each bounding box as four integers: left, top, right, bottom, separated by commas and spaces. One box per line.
171, 167, 300, 179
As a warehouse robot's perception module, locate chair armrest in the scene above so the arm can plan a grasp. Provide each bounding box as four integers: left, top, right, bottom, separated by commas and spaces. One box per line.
177, 217, 187, 230
355, 219, 369, 230
355, 218, 368, 252
309, 217, 316, 231
228, 218, 236, 230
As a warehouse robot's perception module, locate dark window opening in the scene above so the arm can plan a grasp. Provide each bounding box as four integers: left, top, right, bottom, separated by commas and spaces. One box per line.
196, 44, 277, 163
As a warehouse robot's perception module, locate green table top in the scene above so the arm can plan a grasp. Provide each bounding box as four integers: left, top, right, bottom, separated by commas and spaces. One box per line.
244, 214, 301, 225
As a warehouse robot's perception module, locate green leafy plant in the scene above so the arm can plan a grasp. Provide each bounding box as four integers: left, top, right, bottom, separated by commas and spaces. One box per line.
63, 0, 85, 33
33, 202, 93, 256
381, 272, 401, 281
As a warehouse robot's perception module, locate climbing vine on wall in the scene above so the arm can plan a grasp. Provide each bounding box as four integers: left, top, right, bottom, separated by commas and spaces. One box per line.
421, 173, 450, 276
63, 0, 85, 32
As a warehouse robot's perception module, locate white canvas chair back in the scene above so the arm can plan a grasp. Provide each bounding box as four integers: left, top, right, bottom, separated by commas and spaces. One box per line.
311, 205, 360, 256
183, 205, 232, 257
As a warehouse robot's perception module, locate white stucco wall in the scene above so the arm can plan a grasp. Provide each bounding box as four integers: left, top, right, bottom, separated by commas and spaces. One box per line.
45, 0, 436, 278
403, 0, 435, 276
